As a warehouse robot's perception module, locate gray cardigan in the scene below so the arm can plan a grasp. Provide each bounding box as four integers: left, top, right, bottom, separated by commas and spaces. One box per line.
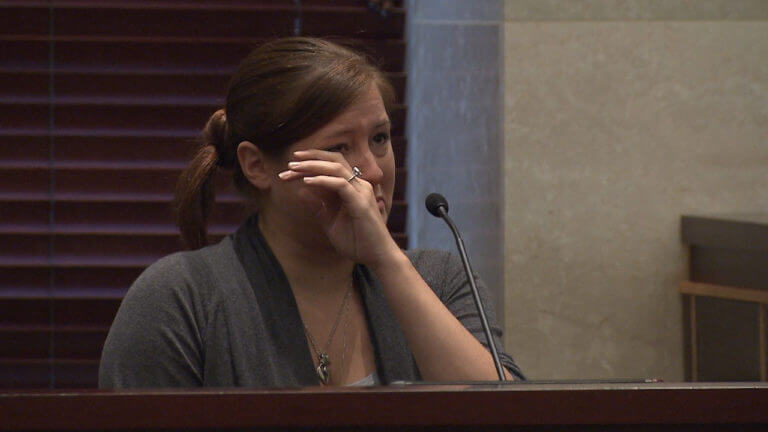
99, 218, 522, 387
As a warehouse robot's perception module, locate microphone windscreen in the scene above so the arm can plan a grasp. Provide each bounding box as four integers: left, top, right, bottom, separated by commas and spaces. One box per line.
425, 193, 449, 217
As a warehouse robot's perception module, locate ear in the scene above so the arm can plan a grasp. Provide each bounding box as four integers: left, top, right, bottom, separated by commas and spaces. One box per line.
236, 141, 273, 190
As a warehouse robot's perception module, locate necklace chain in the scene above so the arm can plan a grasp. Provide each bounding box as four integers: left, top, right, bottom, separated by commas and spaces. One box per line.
302, 280, 353, 385
338, 296, 352, 381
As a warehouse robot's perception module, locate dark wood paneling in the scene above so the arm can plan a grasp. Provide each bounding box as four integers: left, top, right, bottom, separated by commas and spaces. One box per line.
0, 0, 408, 389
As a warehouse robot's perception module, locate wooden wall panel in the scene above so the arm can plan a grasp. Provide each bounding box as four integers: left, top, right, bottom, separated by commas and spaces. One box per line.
0, 0, 406, 388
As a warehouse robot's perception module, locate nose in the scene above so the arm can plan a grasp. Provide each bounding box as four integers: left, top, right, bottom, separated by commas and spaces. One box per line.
350, 147, 383, 186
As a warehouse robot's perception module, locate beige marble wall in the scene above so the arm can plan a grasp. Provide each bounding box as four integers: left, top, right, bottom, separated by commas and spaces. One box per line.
502, 3, 768, 380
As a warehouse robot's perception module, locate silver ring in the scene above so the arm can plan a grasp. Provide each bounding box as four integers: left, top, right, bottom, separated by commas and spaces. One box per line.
347, 166, 362, 183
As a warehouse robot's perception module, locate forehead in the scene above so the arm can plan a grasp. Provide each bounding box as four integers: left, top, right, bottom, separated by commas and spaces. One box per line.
315, 86, 389, 137
283, 85, 390, 155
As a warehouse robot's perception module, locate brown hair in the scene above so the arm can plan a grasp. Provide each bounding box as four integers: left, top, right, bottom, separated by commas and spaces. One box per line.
175, 37, 395, 250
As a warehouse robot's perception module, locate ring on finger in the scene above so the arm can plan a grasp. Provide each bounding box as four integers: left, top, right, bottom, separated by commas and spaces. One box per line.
346, 166, 363, 183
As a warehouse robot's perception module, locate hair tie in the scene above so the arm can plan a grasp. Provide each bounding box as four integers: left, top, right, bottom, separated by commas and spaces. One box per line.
210, 109, 235, 169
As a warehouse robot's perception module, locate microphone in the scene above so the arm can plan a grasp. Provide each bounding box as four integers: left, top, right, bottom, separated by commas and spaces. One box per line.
425, 193, 507, 381
424, 192, 448, 217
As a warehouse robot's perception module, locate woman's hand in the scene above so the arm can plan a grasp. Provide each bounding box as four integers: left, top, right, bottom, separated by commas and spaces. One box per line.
277, 149, 400, 267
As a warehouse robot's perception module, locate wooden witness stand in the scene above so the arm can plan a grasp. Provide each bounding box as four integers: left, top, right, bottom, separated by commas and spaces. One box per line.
2, 382, 768, 431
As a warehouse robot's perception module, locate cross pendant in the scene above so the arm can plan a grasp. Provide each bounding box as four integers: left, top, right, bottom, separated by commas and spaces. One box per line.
316, 353, 330, 385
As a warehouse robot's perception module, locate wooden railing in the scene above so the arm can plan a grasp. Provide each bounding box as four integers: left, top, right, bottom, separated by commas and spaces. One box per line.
2, 383, 768, 431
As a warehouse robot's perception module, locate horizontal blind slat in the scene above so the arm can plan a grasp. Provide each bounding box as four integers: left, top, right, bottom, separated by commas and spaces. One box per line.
0, 266, 143, 297
51, 8, 404, 39
0, 104, 406, 137
0, 298, 121, 325
0, 358, 100, 389
0, 71, 406, 102
0, 328, 108, 359
0, 39, 405, 73
0, 200, 406, 232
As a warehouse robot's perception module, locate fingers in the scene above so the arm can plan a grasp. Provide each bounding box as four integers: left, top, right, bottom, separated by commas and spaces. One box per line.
302, 174, 373, 205
291, 149, 347, 163
278, 150, 357, 182
278, 160, 350, 181
277, 149, 374, 209
291, 149, 351, 173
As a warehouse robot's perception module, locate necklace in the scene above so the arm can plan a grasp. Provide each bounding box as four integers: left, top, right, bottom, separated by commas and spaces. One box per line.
337, 294, 352, 382
302, 281, 353, 385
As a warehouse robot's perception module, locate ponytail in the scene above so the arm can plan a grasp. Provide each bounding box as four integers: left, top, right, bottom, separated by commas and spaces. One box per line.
174, 110, 227, 250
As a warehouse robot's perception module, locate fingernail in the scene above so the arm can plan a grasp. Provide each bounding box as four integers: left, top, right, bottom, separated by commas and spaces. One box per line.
278, 170, 291, 179
302, 176, 315, 183
288, 161, 301, 168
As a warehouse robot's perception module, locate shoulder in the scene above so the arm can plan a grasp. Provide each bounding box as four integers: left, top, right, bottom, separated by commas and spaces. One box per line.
404, 248, 463, 293
100, 241, 239, 389
135, 237, 236, 286
405, 248, 457, 272
124, 237, 240, 311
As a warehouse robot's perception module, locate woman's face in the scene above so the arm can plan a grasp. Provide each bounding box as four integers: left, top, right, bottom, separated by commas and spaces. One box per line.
264, 84, 395, 227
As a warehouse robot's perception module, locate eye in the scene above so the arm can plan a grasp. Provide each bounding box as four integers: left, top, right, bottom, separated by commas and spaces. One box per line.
325, 143, 349, 153
372, 132, 389, 145
370, 132, 390, 156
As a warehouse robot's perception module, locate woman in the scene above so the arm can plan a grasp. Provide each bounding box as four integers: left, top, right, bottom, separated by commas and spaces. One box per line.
99, 37, 523, 387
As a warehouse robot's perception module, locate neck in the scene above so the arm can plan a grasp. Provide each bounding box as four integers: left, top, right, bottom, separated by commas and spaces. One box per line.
258, 211, 354, 300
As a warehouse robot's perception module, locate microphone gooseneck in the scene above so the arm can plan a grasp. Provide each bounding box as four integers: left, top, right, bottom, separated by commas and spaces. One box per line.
424, 193, 506, 381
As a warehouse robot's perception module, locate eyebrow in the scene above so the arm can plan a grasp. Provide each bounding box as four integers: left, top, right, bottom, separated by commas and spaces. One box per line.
323, 119, 391, 140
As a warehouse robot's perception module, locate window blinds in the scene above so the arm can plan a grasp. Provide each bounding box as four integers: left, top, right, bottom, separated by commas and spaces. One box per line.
0, 0, 406, 388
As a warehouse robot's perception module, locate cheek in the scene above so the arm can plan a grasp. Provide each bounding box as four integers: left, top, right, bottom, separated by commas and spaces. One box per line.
293, 180, 343, 215
383, 152, 397, 183
269, 182, 329, 224
382, 154, 396, 194
294, 186, 326, 215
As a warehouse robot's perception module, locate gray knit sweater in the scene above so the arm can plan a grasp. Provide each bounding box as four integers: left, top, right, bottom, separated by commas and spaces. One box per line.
99, 218, 522, 387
